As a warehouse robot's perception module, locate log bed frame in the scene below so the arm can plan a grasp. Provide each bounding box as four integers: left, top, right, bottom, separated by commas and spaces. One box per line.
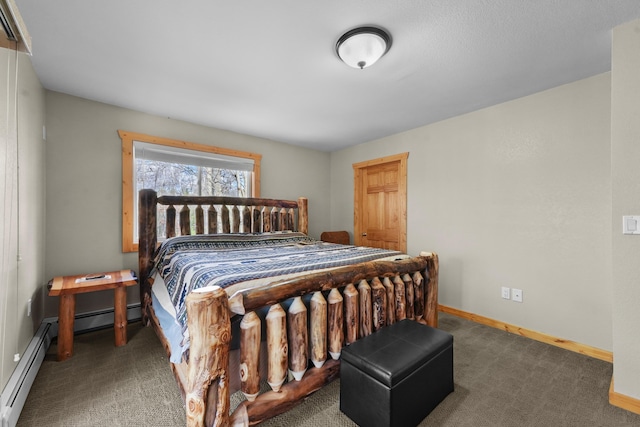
137, 189, 439, 426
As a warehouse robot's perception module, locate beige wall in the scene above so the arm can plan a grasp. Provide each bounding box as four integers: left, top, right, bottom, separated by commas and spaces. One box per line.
611, 19, 640, 400
331, 73, 613, 351
0, 48, 46, 391
44, 92, 332, 317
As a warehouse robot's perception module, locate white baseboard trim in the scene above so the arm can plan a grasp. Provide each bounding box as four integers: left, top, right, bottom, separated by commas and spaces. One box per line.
1, 303, 141, 427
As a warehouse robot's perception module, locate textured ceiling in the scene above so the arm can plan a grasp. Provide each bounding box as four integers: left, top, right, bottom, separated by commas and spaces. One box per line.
14, 1, 640, 152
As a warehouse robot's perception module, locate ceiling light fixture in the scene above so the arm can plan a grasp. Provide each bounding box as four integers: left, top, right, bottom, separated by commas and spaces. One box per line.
336, 26, 392, 70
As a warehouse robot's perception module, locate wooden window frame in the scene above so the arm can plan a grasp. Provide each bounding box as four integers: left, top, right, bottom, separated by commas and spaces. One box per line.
120, 130, 262, 252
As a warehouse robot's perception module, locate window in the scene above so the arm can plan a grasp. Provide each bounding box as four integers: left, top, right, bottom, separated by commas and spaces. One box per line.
120, 130, 262, 252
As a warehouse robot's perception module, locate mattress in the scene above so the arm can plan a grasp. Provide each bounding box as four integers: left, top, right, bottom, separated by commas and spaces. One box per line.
150, 232, 406, 362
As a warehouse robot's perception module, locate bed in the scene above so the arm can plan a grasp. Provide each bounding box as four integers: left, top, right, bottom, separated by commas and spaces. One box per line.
137, 189, 439, 426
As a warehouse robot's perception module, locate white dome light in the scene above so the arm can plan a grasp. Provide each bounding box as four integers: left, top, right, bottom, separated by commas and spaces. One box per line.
336, 27, 392, 70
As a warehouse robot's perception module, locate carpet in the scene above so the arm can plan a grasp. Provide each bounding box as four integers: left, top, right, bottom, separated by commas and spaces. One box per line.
16, 313, 640, 426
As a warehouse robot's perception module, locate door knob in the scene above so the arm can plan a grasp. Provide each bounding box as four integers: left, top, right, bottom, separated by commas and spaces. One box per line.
361, 233, 367, 236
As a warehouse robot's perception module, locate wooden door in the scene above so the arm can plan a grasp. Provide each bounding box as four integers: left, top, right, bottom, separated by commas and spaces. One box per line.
353, 153, 408, 252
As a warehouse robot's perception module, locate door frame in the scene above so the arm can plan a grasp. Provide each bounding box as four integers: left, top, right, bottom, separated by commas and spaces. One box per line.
353, 152, 408, 252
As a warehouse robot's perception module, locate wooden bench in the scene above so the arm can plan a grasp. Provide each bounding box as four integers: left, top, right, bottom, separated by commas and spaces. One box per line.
48, 270, 137, 361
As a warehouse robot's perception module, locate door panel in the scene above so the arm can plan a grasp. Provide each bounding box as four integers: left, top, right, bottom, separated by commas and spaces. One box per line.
354, 153, 407, 252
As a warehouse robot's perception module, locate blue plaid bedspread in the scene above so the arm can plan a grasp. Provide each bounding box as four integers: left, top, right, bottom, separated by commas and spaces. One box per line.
153, 232, 403, 341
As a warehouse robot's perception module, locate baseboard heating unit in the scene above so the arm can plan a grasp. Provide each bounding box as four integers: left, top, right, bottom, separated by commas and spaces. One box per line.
0, 322, 54, 427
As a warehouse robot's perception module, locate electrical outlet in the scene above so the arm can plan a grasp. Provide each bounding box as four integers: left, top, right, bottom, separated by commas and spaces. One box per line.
501, 287, 510, 299
512, 288, 523, 303
27, 298, 32, 317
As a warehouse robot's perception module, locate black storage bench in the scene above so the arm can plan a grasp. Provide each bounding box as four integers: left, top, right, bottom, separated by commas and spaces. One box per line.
340, 319, 454, 427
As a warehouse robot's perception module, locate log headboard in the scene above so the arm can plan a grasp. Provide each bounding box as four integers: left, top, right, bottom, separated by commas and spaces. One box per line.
137, 188, 308, 324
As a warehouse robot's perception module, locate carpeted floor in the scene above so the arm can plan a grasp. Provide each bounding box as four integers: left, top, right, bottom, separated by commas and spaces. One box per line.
16, 313, 640, 426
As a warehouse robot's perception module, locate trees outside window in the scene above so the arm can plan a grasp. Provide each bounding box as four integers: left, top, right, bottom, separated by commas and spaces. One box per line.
135, 160, 250, 238
136, 160, 249, 198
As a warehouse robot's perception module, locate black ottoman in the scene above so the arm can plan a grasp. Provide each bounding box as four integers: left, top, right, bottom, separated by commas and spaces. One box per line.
340, 319, 453, 427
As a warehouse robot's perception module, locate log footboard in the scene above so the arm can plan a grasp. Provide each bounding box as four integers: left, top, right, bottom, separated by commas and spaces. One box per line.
185, 287, 231, 427
178, 253, 438, 427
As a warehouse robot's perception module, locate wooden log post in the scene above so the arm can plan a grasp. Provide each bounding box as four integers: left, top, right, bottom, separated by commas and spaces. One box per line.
287, 297, 308, 381
383, 277, 396, 326
393, 275, 406, 321
358, 280, 372, 338
232, 206, 241, 233
271, 208, 279, 231
240, 311, 261, 402
287, 208, 295, 231
138, 189, 157, 325
327, 288, 343, 360
184, 286, 231, 427
297, 197, 308, 234
371, 277, 387, 331
208, 205, 217, 234
166, 205, 176, 238
221, 205, 230, 234
252, 207, 261, 233
180, 205, 191, 235
266, 304, 287, 392
310, 292, 327, 368
195, 205, 204, 234
262, 207, 271, 232
343, 284, 359, 345
403, 273, 415, 320
242, 206, 251, 233
423, 252, 439, 327
412, 271, 425, 322
279, 208, 287, 232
